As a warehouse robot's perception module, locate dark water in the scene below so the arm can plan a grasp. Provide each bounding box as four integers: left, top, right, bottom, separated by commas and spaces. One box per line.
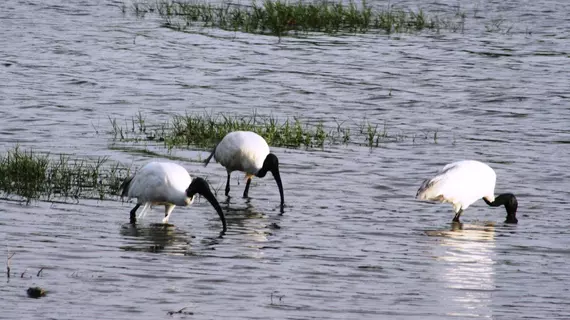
1, 0, 570, 319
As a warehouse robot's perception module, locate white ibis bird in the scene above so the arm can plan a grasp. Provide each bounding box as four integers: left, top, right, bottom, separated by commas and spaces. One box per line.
120, 162, 227, 233
416, 160, 518, 223
204, 131, 284, 212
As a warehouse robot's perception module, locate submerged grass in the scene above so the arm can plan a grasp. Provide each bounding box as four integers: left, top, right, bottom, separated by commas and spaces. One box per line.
128, 0, 455, 37
110, 111, 439, 149
0, 147, 131, 203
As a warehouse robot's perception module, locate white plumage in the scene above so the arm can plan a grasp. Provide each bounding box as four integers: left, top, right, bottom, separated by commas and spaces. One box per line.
125, 162, 193, 213
213, 131, 270, 175
121, 162, 227, 232
204, 131, 285, 212
417, 160, 518, 223
417, 160, 496, 213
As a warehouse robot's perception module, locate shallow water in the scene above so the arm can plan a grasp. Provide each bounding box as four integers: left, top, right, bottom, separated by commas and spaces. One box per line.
1, 0, 570, 319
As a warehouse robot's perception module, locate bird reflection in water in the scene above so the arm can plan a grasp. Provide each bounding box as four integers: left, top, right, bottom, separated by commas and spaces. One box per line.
427, 222, 497, 318
119, 223, 194, 255
223, 200, 281, 259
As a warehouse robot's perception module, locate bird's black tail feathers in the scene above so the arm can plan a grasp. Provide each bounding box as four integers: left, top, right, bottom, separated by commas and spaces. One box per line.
120, 176, 134, 198
203, 144, 218, 167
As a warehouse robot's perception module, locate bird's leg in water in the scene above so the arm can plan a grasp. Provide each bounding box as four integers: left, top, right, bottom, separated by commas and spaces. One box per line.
452, 209, 463, 223
163, 204, 175, 224
224, 173, 232, 197
243, 177, 252, 198
130, 204, 140, 224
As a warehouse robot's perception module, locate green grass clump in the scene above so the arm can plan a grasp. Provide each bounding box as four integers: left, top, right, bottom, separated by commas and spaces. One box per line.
0, 147, 131, 203
111, 112, 346, 149
168, 112, 336, 148
109, 111, 441, 150
130, 0, 443, 37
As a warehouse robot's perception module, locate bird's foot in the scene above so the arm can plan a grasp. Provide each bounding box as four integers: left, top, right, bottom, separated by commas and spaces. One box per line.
450, 221, 463, 231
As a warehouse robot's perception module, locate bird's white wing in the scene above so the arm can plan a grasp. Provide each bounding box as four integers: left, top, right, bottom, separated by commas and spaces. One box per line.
127, 171, 167, 202
160, 162, 192, 193
126, 162, 190, 204
215, 131, 269, 174
416, 163, 463, 201
417, 160, 496, 208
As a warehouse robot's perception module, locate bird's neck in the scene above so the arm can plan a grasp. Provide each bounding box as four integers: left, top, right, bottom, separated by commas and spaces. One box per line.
483, 194, 508, 207
255, 166, 268, 178
483, 196, 499, 207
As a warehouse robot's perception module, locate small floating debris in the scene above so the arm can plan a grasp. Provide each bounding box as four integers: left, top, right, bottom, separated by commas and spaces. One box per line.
269, 222, 281, 229
26, 287, 47, 299
357, 265, 384, 271
167, 307, 194, 316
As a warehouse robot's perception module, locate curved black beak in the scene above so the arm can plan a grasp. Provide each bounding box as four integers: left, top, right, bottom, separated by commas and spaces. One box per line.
187, 177, 227, 234
504, 193, 518, 224
505, 213, 518, 224
258, 153, 285, 213
271, 168, 285, 213
505, 205, 518, 224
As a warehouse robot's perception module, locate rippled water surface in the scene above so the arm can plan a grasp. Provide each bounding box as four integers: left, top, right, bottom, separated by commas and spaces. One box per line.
1, 0, 570, 319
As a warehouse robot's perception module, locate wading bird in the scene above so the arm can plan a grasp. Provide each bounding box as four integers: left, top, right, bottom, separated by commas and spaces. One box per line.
120, 162, 227, 233
204, 131, 284, 212
416, 160, 518, 224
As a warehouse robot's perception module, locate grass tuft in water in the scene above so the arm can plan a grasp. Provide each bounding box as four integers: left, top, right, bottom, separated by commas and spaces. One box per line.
0, 146, 131, 203
130, 0, 449, 37
112, 112, 339, 149
110, 111, 441, 150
